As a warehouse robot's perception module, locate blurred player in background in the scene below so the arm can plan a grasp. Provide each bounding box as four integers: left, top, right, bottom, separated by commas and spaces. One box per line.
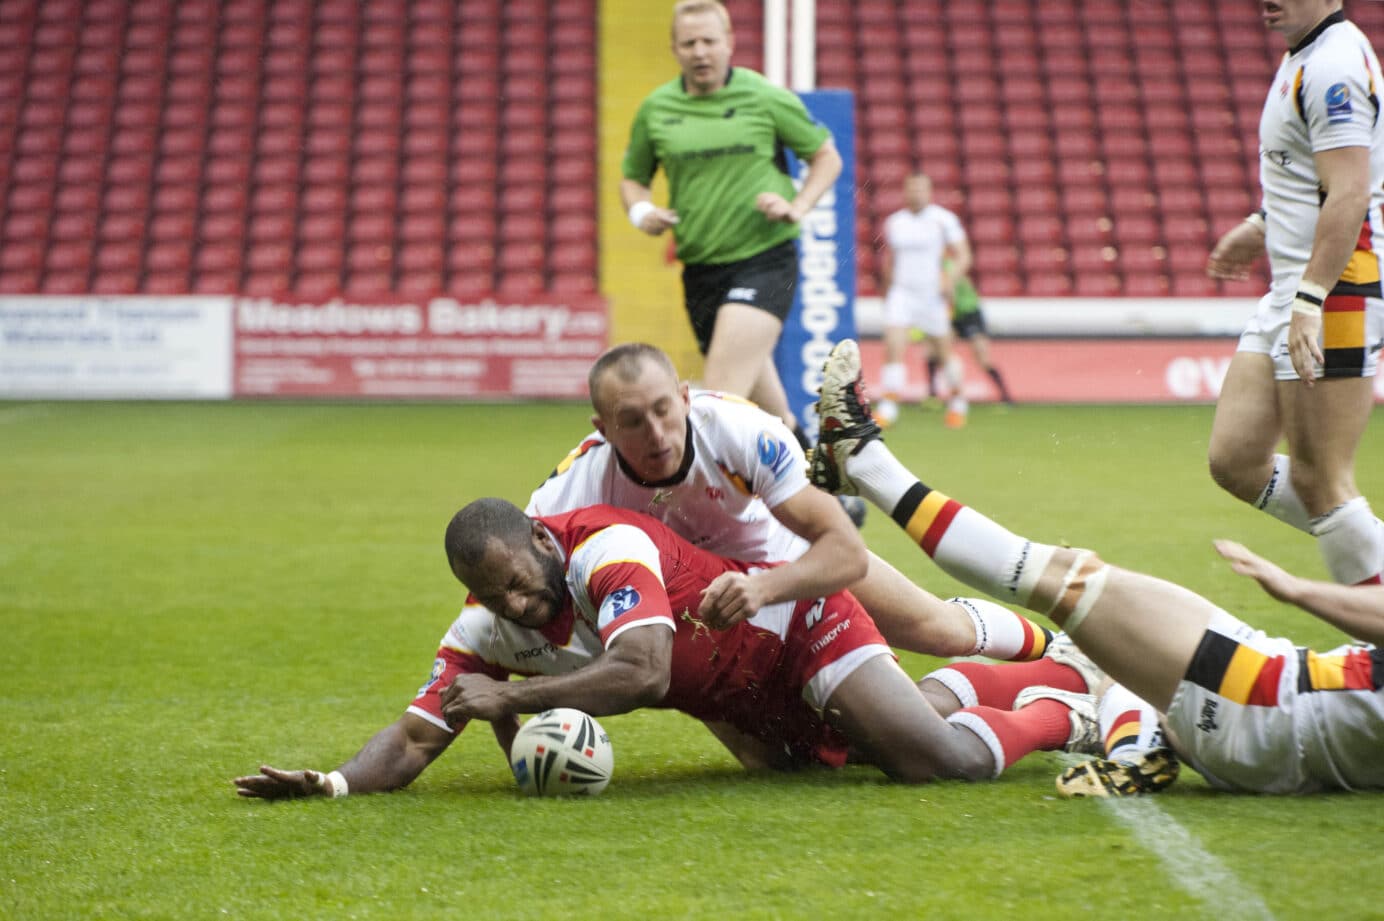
619, 0, 841, 453
947, 263, 1014, 405
812, 339, 1384, 796
876, 173, 972, 429
1206, 0, 1384, 586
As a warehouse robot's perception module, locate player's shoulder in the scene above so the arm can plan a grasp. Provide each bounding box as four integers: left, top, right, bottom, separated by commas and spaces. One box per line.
635, 77, 688, 113
549, 432, 610, 476
1307, 21, 1377, 77
559, 507, 666, 559
928, 203, 963, 223
689, 389, 785, 435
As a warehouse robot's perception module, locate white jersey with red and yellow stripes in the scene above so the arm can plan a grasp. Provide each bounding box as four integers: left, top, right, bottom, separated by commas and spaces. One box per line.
1167, 610, 1384, 793
525, 389, 809, 563
1251, 14, 1384, 378
1260, 14, 1384, 306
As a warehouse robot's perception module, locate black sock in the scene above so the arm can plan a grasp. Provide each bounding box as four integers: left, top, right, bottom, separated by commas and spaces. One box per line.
987, 367, 1013, 403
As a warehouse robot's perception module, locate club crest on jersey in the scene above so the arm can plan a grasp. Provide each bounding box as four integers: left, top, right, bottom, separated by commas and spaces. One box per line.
416, 657, 446, 696
757, 431, 794, 480
607, 586, 641, 616
1326, 82, 1353, 122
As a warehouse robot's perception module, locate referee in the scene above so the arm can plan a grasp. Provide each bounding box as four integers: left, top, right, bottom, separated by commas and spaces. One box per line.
619, 0, 842, 447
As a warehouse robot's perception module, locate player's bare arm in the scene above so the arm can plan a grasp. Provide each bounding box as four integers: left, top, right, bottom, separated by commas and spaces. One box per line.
234, 713, 453, 799
1216, 539, 1384, 645
699, 484, 868, 628
755, 139, 842, 223
440, 624, 674, 723
946, 237, 973, 282
1291, 144, 1371, 383
619, 177, 680, 235
1206, 216, 1266, 280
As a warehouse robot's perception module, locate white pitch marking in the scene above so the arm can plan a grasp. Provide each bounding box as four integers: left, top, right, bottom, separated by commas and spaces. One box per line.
1101, 797, 1276, 921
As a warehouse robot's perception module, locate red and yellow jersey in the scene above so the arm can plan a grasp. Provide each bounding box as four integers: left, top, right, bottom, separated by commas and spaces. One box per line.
409, 505, 890, 766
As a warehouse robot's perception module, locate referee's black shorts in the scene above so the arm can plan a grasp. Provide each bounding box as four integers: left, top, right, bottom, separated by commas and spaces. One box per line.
952, 309, 988, 340
681, 240, 798, 354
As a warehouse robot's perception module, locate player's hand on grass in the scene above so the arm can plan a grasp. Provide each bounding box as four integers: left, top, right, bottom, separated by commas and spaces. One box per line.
233, 765, 336, 799
1214, 539, 1301, 603
698, 571, 768, 629
1206, 220, 1265, 281
755, 191, 799, 223
440, 674, 512, 724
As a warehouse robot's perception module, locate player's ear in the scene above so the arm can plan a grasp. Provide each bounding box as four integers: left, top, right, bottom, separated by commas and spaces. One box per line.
591, 412, 606, 436
678, 380, 691, 406
530, 518, 553, 552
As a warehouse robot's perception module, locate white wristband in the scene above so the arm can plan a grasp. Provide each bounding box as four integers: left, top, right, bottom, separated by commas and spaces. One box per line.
1292, 280, 1328, 318
325, 770, 349, 798
628, 200, 655, 229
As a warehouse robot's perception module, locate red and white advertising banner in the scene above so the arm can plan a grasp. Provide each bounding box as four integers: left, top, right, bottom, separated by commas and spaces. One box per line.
858, 337, 1384, 403
0, 297, 232, 398
232, 296, 608, 399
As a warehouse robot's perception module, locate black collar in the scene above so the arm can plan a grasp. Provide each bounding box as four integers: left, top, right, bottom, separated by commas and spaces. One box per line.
614, 418, 695, 488
1290, 8, 1345, 56
679, 66, 735, 95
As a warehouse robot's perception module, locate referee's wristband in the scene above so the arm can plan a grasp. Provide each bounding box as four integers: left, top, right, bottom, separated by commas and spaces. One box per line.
1292, 280, 1328, 318
324, 770, 349, 798
1244, 210, 1267, 234
628, 201, 655, 229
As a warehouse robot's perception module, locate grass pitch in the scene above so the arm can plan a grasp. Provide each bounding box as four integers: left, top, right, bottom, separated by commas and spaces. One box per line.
3, 399, 1383, 920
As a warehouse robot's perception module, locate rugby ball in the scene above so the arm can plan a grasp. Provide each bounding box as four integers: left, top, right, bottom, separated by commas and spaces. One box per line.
509, 708, 613, 797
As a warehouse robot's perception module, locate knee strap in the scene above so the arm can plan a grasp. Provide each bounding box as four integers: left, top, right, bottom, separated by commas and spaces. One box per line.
1045, 549, 1109, 636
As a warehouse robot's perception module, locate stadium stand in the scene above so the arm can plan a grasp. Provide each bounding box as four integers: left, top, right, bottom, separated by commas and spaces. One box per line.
1, 1, 1381, 299
0, 0, 598, 298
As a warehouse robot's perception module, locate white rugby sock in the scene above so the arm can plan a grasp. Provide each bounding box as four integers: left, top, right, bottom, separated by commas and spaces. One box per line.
880, 361, 907, 399
1253, 454, 1311, 532
846, 441, 1040, 602
1098, 683, 1165, 761
1311, 496, 1384, 585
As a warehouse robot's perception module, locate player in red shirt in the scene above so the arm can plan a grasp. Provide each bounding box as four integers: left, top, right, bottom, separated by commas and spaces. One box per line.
236, 501, 1098, 797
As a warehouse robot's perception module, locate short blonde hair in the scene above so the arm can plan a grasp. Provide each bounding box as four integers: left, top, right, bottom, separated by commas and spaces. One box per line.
671, 0, 732, 38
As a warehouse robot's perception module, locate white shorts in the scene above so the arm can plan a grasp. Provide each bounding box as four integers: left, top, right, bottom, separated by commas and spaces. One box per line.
1166, 612, 1384, 793
1237, 292, 1384, 380
884, 286, 951, 338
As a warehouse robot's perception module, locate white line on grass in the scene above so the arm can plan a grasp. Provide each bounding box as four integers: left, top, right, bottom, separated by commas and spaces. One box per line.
1099, 797, 1276, 921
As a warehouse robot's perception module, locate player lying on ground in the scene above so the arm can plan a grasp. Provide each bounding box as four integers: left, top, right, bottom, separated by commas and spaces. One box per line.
235, 500, 1106, 798
809, 339, 1384, 795
533, 343, 1054, 662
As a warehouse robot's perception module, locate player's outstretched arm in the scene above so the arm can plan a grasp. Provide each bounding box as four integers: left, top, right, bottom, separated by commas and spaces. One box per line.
1215, 540, 1384, 646
440, 625, 674, 723
233, 713, 454, 800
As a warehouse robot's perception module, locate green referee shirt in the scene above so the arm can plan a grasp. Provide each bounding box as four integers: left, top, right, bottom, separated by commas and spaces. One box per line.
952, 274, 980, 317
622, 67, 831, 266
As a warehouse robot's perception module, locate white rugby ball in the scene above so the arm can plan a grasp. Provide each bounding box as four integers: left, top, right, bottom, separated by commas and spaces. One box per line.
509, 708, 614, 797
